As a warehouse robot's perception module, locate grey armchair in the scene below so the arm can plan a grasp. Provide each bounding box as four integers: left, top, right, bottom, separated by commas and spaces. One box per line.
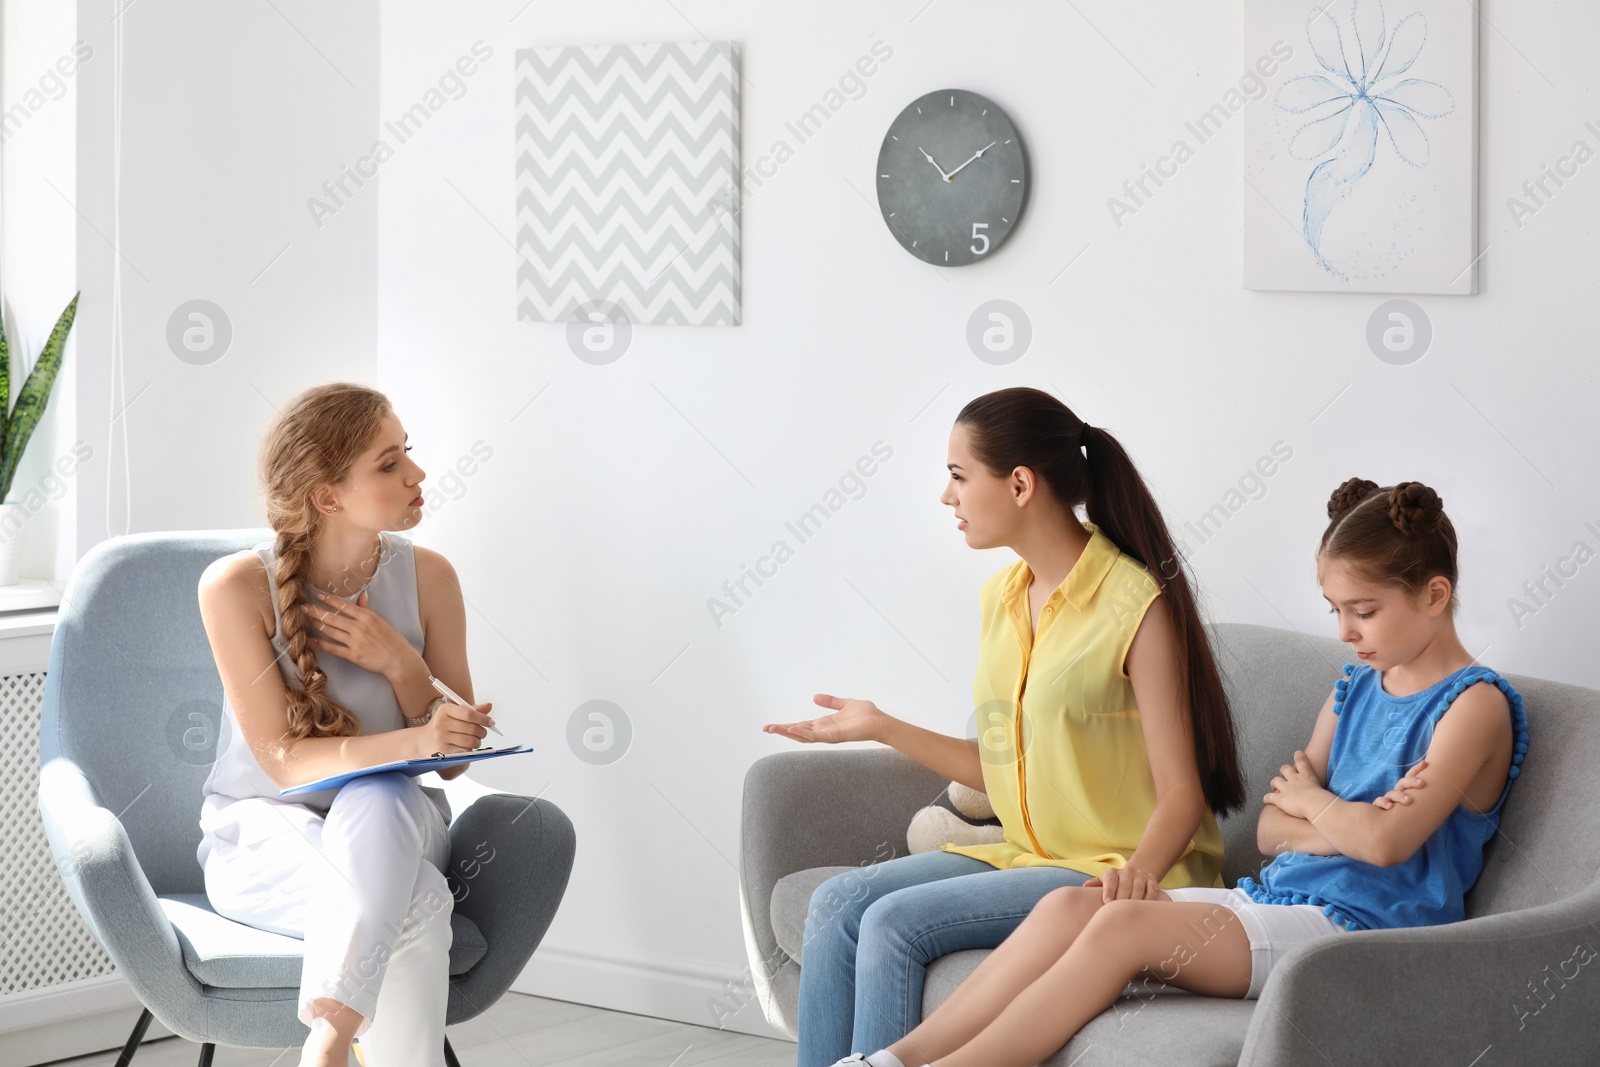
36, 529, 576, 1066
741, 622, 1600, 1065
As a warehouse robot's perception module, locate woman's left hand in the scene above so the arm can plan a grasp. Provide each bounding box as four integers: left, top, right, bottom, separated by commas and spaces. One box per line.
306, 589, 415, 679
1083, 863, 1164, 902
1262, 750, 1328, 820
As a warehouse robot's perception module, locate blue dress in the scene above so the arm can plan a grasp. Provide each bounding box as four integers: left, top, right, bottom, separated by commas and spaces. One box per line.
1236, 662, 1528, 931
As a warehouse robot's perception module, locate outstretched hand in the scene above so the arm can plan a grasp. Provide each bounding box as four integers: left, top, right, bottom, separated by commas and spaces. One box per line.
763, 694, 886, 745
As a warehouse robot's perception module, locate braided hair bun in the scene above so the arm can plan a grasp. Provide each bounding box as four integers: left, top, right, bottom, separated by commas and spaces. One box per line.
1387, 481, 1445, 539
1326, 477, 1379, 521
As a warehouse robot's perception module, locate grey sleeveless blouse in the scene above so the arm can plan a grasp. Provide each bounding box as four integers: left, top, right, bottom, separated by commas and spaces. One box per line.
200, 530, 452, 826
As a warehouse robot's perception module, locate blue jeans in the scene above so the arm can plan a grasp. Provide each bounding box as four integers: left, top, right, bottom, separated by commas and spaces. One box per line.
795, 848, 1092, 1066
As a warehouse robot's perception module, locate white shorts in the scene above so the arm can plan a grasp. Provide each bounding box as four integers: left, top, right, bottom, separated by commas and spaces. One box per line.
1162, 886, 1350, 999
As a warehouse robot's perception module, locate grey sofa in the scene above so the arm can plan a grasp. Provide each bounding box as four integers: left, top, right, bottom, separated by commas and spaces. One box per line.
36, 529, 576, 1065
740, 622, 1600, 1065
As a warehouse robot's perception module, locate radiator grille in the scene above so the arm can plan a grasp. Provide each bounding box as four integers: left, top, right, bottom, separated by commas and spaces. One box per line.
1, 671, 116, 994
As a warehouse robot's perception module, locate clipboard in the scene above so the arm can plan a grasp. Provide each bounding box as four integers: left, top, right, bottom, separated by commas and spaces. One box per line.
277, 743, 534, 797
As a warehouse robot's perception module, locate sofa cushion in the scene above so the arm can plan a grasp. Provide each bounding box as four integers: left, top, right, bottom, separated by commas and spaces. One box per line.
928, 949, 1255, 1066
159, 893, 488, 987
771, 866, 855, 965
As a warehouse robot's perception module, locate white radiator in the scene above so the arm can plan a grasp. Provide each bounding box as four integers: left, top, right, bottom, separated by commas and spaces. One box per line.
1, 667, 115, 996
0, 612, 177, 1065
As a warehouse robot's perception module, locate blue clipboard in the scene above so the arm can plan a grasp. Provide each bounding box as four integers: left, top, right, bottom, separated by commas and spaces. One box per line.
277, 743, 534, 797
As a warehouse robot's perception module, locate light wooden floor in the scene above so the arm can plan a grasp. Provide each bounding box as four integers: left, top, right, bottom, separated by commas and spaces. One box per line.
41, 994, 799, 1067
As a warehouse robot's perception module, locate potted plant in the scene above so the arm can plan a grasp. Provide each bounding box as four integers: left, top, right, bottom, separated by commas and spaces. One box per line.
0, 293, 80, 586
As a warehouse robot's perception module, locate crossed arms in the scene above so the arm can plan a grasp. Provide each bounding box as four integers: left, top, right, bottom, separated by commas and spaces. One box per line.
1257, 681, 1511, 868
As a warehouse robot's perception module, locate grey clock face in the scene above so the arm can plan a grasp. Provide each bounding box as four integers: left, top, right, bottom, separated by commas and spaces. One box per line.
876, 89, 1028, 266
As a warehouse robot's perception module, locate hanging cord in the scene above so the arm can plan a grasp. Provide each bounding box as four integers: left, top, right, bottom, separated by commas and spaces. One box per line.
104, 0, 131, 538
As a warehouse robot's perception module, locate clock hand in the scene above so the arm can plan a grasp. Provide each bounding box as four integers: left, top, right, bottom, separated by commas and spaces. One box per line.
943, 141, 998, 181
917, 146, 950, 181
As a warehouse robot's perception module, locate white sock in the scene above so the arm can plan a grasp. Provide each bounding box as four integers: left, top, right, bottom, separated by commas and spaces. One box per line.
865, 1051, 908, 1067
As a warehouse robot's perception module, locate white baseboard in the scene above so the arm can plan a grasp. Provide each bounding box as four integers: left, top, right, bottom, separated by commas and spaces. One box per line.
0, 973, 176, 1066
514, 941, 792, 1042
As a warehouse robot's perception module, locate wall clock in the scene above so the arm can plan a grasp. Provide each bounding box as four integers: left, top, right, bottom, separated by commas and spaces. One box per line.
876, 88, 1028, 266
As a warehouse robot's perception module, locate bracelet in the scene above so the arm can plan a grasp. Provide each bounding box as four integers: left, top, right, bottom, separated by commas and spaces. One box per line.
406, 694, 448, 728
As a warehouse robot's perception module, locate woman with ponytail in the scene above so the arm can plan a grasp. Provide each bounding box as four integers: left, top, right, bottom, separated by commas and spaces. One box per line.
765, 386, 1245, 1067
841, 477, 1525, 1067
194, 383, 497, 1067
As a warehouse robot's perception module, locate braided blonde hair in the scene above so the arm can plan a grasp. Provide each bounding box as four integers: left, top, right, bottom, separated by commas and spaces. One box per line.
259, 382, 393, 759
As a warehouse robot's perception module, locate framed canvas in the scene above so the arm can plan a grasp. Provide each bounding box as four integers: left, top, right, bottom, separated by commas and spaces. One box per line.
1244, 1, 1478, 294
515, 40, 741, 325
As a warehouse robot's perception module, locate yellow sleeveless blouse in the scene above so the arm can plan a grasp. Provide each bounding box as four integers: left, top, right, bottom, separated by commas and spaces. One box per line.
941, 521, 1226, 888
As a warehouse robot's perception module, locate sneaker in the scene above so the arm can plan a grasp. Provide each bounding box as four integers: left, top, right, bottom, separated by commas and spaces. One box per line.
827, 1057, 870, 1067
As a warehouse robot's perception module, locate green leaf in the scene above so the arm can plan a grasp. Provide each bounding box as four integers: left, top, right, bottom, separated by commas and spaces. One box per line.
0, 309, 10, 457
0, 292, 79, 503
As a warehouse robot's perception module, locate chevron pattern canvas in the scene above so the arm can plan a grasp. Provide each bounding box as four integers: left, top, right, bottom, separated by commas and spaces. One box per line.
515, 40, 741, 326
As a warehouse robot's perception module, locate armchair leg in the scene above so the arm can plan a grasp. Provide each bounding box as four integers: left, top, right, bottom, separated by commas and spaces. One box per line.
113, 1008, 154, 1066
196, 1044, 215, 1066
444, 1034, 461, 1067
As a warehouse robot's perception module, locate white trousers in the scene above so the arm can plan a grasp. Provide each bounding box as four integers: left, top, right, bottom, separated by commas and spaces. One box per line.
198, 772, 454, 1066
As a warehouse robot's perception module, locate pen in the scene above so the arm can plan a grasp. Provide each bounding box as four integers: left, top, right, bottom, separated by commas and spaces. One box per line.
428, 674, 503, 737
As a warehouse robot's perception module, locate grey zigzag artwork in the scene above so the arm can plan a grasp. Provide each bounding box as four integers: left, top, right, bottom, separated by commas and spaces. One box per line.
515, 40, 741, 326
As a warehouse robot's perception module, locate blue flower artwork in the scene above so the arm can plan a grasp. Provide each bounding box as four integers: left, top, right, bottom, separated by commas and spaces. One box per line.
1276, 0, 1455, 278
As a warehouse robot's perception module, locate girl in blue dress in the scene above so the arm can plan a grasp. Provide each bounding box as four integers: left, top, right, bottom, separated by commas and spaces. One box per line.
835, 477, 1528, 1067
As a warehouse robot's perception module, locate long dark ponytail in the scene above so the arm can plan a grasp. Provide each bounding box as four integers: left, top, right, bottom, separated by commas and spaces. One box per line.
955, 387, 1246, 816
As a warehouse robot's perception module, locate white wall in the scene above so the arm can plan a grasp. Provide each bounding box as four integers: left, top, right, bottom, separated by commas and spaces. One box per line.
36, 0, 1600, 1042
2, 0, 83, 582
71, 0, 381, 558
1, 0, 380, 1053
375, 0, 1600, 1035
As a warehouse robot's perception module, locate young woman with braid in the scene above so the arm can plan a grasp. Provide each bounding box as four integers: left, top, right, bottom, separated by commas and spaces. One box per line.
195, 383, 497, 1067
764, 387, 1248, 1066
837, 478, 1527, 1067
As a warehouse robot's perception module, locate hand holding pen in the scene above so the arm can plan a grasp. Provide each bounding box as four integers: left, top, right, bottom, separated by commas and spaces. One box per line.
429, 675, 503, 736
417, 675, 500, 755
